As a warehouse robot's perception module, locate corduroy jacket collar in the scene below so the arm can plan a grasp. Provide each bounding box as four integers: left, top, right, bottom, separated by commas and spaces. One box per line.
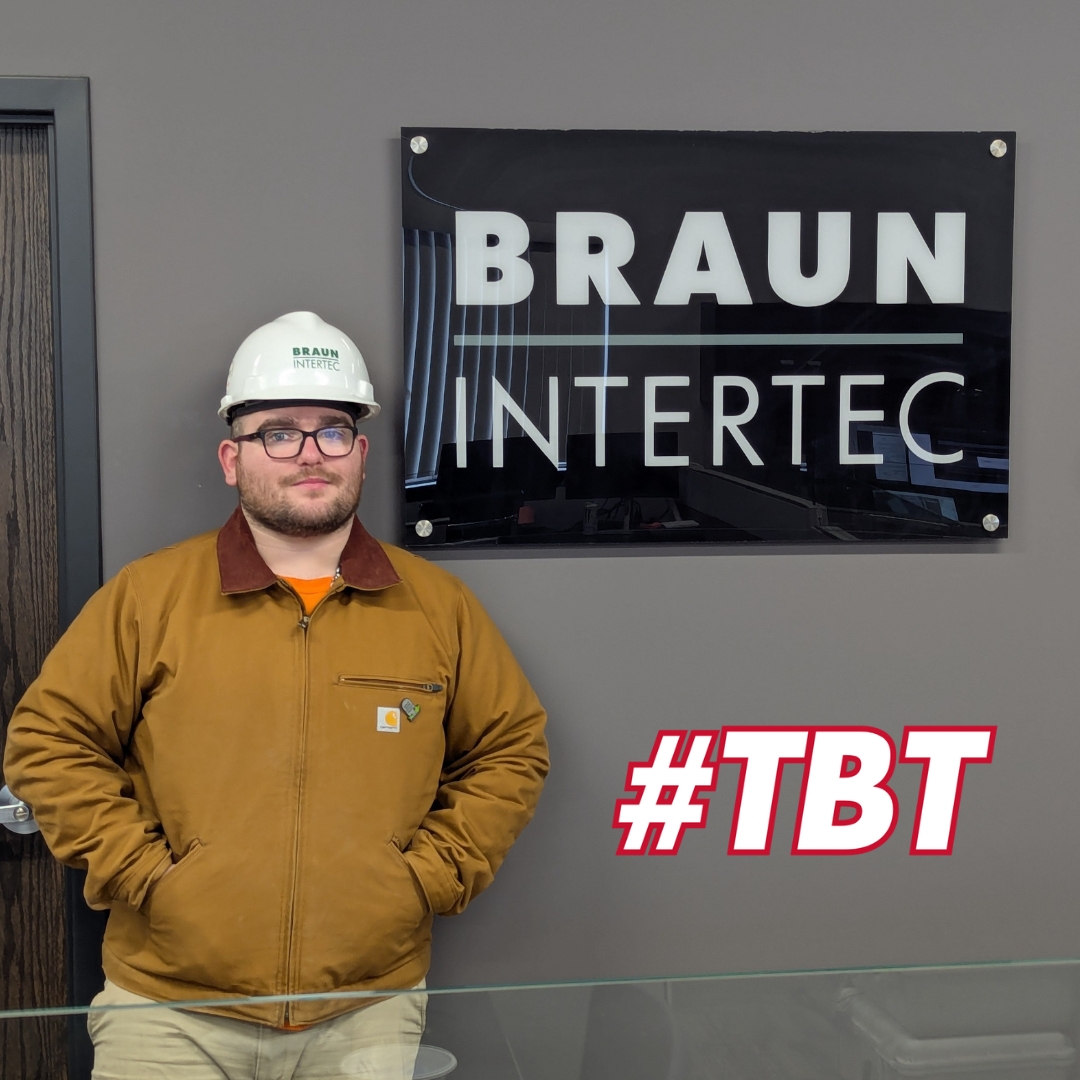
217, 507, 401, 594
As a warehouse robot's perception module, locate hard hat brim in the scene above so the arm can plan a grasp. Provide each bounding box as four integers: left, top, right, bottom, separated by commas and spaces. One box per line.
220, 396, 381, 424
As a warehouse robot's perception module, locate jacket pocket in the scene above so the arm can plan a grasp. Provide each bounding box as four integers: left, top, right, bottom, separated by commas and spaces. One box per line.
144, 838, 205, 911
141, 839, 238, 986
337, 675, 444, 694
305, 836, 433, 987
390, 836, 431, 917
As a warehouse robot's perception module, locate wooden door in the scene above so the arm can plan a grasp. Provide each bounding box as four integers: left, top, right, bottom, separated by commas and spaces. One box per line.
0, 123, 68, 1080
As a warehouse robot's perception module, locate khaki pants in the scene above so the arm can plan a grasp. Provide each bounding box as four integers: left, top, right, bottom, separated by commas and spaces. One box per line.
88, 979, 427, 1080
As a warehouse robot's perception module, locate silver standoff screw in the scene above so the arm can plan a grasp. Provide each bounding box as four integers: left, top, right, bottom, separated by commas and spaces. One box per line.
982, 513, 1001, 533
410, 135, 429, 155
415, 519, 434, 538
990, 139, 1008, 158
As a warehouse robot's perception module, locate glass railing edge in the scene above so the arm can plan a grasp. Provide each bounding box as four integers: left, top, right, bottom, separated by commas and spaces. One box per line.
2, 956, 1079, 1020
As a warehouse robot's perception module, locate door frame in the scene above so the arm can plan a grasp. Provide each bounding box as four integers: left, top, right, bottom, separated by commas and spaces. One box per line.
0, 77, 100, 621
0, 76, 102, 1080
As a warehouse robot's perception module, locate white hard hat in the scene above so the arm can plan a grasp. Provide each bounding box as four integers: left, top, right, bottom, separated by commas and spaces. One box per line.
218, 311, 380, 422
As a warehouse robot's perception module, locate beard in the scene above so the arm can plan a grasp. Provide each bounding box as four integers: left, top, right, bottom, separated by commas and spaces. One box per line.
236, 461, 363, 539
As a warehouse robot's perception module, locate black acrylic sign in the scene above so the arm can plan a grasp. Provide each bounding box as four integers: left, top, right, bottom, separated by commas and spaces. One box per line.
401, 129, 1014, 547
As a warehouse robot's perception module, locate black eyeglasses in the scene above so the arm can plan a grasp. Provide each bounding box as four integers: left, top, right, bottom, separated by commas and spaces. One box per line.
233, 425, 359, 460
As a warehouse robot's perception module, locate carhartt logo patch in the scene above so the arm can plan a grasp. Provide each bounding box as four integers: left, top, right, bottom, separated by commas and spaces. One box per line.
377, 707, 402, 732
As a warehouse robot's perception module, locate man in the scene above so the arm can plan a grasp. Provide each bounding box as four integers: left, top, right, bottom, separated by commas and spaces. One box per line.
3, 311, 549, 1078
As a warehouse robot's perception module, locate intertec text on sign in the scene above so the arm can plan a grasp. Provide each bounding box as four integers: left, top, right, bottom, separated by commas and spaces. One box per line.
613, 727, 995, 856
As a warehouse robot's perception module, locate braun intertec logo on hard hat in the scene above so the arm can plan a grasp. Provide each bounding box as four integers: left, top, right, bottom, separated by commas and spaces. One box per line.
292, 347, 342, 372
401, 129, 1014, 547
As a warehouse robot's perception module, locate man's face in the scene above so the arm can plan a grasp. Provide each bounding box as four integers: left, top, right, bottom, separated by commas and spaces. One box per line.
218, 404, 369, 538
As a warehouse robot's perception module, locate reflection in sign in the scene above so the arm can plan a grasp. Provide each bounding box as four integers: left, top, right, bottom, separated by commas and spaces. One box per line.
401, 130, 1015, 546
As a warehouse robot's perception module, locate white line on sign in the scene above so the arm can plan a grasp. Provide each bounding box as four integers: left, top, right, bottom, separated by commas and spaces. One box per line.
453, 333, 964, 347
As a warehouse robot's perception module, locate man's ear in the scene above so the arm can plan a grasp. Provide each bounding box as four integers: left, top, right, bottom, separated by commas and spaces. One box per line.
219, 438, 240, 488
357, 434, 369, 479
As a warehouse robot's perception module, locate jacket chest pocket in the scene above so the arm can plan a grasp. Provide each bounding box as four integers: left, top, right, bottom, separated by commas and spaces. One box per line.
336, 675, 446, 730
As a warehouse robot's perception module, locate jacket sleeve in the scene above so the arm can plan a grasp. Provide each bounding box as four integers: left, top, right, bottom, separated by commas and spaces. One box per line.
403, 581, 549, 915
2, 568, 172, 910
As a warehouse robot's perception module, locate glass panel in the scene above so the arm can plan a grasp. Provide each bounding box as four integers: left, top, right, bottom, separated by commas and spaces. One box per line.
401, 129, 1015, 546
3, 963, 1079, 1078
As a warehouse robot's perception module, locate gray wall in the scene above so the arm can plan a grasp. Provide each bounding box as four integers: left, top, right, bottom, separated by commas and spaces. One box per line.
3, 0, 1078, 986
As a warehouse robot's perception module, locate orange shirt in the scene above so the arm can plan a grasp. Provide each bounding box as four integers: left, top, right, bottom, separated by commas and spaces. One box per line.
281, 576, 334, 615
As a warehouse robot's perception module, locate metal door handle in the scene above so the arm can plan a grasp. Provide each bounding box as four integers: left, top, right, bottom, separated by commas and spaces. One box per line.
0, 784, 39, 834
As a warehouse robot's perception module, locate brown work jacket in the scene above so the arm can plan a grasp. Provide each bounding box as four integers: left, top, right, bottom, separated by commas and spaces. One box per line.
3, 510, 549, 1025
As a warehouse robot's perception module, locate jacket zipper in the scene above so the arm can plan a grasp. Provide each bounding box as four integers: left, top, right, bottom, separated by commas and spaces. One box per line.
281, 578, 343, 1026
336, 675, 444, 694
